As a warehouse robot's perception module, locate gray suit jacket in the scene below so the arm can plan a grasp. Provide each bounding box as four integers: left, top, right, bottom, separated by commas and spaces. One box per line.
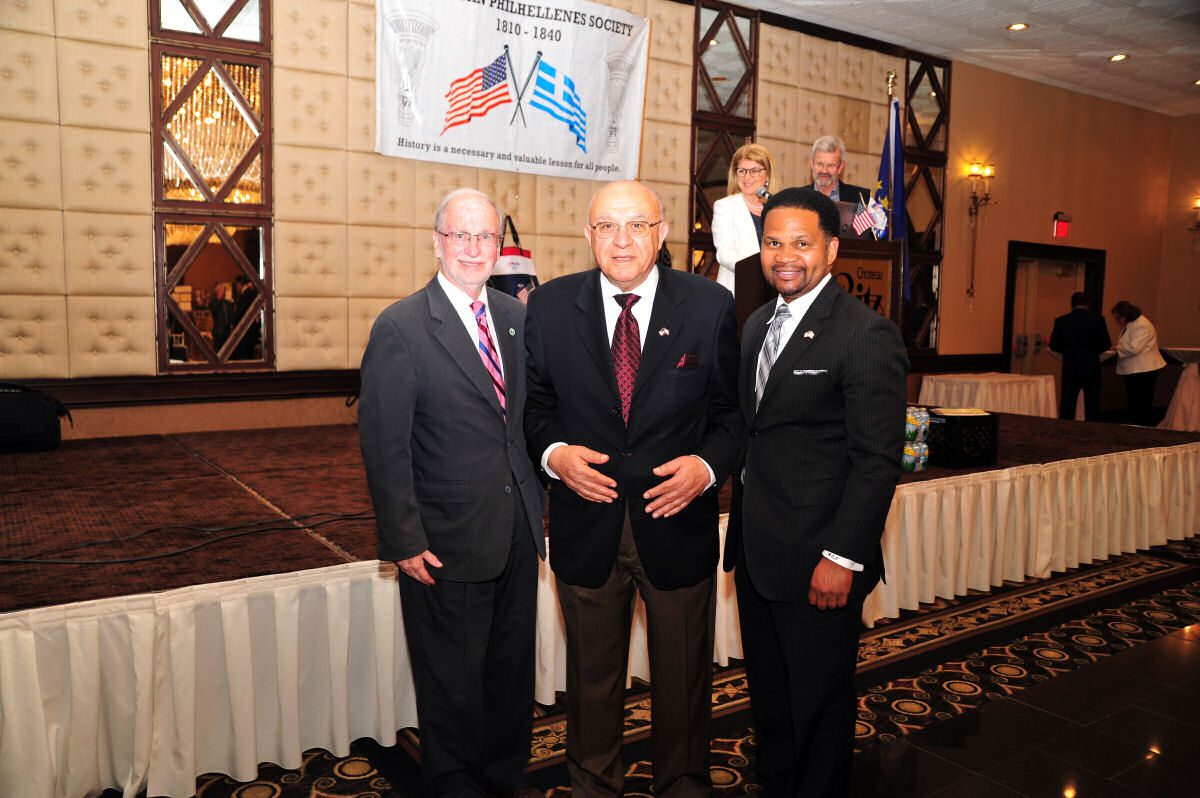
358, 275, 546, 582
725, 279, 908, 602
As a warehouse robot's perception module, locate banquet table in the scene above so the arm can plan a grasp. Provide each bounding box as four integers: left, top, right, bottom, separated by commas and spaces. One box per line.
918, 371, 1057, 417
1160, 347, 1200, 432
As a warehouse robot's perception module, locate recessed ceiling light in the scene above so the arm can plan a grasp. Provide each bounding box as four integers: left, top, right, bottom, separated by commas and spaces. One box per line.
709, 39, 719, 46
1110, 53, 1128, 62
1007, 22, 1028, 31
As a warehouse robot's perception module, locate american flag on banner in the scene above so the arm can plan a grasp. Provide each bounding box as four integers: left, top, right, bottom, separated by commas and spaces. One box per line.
442, 52, 512, 134
852, 199, 875, 236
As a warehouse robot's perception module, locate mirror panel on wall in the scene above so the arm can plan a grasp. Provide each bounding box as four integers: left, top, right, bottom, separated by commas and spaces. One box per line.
151, 0, 272, 373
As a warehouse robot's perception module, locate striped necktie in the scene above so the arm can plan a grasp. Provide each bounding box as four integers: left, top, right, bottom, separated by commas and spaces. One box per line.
471, 300, 506, 418
755, 303, 791, 408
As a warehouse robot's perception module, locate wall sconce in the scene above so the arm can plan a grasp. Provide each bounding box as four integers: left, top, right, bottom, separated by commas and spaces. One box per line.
1191, 197, 1200, 232
966, 162, 997, 302
967, 163, 997, 220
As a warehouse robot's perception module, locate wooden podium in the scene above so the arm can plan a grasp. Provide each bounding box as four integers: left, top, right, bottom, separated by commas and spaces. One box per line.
732, 237, 904, 336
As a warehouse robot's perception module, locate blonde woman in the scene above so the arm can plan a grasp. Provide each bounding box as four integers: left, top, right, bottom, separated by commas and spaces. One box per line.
712, 142, 777, 295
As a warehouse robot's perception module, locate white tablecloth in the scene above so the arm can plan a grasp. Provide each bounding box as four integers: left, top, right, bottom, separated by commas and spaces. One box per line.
1159, 349, 1200, 432
4, 442, 1198, 798
918, 372, 1057, 417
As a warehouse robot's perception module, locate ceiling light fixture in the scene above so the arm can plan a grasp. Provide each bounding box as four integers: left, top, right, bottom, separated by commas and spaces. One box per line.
1110, 53, 1127, 62
1007, 22, 1028, 31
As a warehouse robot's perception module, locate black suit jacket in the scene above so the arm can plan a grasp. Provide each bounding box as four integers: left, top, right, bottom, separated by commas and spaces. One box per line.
1049, 308, 1111, 377
358, 276, 546, 582
725, 279, 908, 603
524, 266, 744, 590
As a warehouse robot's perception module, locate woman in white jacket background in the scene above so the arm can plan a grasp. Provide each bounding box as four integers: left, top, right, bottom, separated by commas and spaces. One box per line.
711, 143, 777, 296
1109, 299, 1167, 425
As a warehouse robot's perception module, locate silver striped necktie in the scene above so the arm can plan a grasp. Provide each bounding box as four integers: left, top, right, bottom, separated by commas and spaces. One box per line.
755, 303, 791, 408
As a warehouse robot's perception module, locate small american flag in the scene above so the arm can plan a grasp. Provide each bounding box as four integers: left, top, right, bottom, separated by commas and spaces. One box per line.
852, 199, 874, 236
442, 52, 511, 134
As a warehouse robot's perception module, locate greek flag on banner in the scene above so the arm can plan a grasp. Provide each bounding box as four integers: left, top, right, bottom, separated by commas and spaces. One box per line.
530, 60, 587, 152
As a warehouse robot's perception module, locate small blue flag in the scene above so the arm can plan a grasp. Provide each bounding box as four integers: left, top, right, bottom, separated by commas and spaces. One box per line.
530, 60, 586, 152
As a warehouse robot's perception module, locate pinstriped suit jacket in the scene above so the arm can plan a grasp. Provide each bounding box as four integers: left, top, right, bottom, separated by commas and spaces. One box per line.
724, 278, 908, 603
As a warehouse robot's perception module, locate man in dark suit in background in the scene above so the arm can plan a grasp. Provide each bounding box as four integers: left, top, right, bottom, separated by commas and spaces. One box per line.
1049, 291, 1111, 421
726, 187, 908, 796
524, 180, 742, 797
358, 188, 545, 798
809, 136, 871, 208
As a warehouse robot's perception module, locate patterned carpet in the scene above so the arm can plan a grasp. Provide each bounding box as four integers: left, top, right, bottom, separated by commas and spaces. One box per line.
98, 537, 1200, 798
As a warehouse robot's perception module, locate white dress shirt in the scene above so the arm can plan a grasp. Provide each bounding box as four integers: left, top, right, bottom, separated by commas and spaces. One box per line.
541, 268, 715, 489
757, 273, 863, 572
437, 271, 504, 381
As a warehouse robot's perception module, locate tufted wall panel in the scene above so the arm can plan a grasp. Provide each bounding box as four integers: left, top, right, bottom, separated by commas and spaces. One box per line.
56, 39, 149, 132
640, 120, 690, 186
644, 58, 690, 125
63, 211, 152, 296
54, 0, 147, 49
0, 30, 59, 124
837, 95, 872, 154
533, 234, 593, 283
0, 294, 69, 378
0, 120, 63, 210
275, 145, 349, 224
348, 296, 394, 367
758, 136, 798, 189
274, 296, 349, 370
66, 295, 155, 377
0, 208, 65, 295
275, 221, 349, 297
478, 169, 538, 224
653, 181, 688, 245
347, 152, 415, 226
534, 176, 593, 238
347, 225, 418, 298
346, 2, 375, 80
648, 0, 691, 66
0, 0, 54, 34
274, 68, 349, 150
412, 163, 480, 227
347, 77, 376, 153
761, 24, 800, 86
59, 127, 152, 214
274, 0, 348, 75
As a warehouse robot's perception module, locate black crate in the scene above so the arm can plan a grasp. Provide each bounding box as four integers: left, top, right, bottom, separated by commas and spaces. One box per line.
926, 410, 997, 468
0, 384, 69, 453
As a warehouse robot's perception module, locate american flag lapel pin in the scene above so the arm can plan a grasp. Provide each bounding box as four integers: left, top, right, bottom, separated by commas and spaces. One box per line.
658, 327, 670, 336
804, 330, 815, 339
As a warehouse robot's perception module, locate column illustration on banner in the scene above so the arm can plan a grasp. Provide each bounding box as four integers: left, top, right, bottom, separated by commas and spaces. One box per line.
383, 9, 438, 126
376, 0, 649, 180
604, 52, 635, 153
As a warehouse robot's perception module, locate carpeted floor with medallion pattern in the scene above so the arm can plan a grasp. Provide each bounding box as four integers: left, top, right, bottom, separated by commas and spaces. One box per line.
101, 537, 1200, 798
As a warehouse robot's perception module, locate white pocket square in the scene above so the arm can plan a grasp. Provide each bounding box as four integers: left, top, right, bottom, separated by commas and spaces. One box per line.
793, 369, 828, 375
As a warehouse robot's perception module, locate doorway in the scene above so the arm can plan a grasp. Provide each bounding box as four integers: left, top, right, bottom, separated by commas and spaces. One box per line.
1003, 241, 1106, 412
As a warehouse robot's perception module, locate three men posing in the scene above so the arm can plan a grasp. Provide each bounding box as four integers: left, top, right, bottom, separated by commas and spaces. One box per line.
360, 181, 907, 797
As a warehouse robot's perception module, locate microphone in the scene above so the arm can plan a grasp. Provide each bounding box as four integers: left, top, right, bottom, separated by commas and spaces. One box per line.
756, 186, 771, 202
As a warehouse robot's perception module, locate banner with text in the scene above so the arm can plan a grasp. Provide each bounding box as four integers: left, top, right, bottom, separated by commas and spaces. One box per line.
376, 0, 650, 180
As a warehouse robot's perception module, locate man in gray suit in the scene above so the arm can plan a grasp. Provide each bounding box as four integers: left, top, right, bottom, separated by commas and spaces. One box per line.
358, 188, 545, 798
725, 187, 908, 796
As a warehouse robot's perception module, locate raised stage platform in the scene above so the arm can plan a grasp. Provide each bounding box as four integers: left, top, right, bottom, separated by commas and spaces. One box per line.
2, 418, 1198, 798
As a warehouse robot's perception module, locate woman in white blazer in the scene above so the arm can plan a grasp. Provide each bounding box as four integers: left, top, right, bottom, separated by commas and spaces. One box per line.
712, 143, 777, 295
1109, 299, 1166, 425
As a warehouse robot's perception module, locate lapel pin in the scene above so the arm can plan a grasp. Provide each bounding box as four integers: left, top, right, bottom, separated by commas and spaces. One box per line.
508, 328, 516, 336
658, 327, 670, 336
804, 330, 815, 339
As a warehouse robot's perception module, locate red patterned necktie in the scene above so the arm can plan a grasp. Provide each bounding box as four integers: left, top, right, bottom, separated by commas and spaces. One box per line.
611, 293, 640, 425
471, 300, 506, 419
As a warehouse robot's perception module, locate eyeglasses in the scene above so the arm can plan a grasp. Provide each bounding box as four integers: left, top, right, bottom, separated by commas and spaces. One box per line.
589, 220, 662, 239
736, 167, 766, 177
438, 230, 501, 247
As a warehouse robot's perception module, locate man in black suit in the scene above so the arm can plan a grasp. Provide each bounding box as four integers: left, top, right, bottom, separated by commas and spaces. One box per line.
358, 188, 545, 798
809, 136, 871, 208
726, 187, 908, 796
1049, 291, 1111, 421
524, 180, 742, 797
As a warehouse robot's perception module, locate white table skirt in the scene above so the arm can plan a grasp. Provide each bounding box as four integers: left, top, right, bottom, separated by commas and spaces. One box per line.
4, 442, 1198, 798
1160, 363, 1199, 432
918, 372, 1057, 418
